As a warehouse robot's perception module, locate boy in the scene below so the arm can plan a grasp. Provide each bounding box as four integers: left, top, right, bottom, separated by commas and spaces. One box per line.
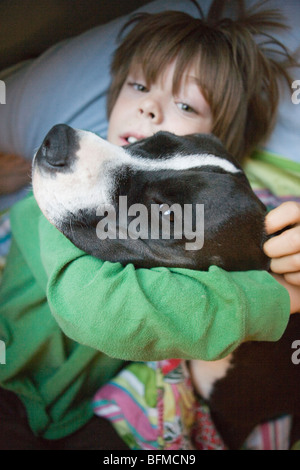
0, 1, 299, 449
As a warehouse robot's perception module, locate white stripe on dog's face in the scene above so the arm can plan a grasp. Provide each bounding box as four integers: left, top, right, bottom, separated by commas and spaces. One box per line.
130, 153, 240, 174
32, 129, 241, 227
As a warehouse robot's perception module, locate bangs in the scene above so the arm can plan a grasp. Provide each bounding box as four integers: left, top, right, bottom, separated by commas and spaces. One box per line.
127, 19, 222, 99
128, 27, 197, 92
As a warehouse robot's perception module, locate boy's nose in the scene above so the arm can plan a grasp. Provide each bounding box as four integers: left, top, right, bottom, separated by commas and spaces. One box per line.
138, 98, 162, 123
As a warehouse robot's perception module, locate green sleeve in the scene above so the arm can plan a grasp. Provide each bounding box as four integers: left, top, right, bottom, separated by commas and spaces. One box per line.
12, 196, 291, 361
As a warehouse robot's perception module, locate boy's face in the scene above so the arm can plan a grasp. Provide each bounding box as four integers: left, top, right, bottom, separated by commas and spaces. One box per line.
107, 61, 213, 146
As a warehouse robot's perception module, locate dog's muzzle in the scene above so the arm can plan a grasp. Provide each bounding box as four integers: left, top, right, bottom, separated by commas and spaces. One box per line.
32, 124, 125, 231
34, 124, 79, 172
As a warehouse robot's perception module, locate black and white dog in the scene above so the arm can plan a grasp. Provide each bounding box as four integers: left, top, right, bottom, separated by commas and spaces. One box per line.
32, 124, 300, 449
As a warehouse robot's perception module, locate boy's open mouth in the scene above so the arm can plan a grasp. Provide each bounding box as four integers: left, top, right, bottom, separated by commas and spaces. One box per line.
126, 136, 138, 144
122, 133, 146, 144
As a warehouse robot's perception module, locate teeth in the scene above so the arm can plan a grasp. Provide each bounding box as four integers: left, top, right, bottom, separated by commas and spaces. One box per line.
127, 136, 138, 144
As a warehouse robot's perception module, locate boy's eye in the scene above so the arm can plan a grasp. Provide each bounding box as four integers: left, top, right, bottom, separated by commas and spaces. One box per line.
128, 82, 148, 92
177, 102, 196, 113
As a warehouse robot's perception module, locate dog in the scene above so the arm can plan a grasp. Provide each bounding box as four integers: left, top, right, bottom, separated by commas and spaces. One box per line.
32, 124, 300, 449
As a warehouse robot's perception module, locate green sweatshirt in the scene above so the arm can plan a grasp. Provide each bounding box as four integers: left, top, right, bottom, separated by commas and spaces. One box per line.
0, 193, 290, 440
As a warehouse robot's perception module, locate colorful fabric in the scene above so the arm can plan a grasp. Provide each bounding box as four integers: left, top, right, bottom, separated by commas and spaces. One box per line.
245, 415, 292, 451
0, 212, 11, 258
0, 212, 11, 282
191, 399, 227, 450
255, 189, 300, 213
244, 149, 300, 198
93, 359, 293, 450
93, 359, 226, 450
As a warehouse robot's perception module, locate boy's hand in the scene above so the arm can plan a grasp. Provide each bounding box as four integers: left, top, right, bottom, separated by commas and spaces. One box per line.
0, 152, 31, 195
264, 202, 300, 286
264, 202, 300, 314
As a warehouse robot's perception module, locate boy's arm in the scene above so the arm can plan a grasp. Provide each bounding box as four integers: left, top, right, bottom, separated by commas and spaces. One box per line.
35, 211, 290, 362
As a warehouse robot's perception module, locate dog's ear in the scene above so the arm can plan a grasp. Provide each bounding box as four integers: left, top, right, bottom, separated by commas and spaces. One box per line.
190, 169, 270, 271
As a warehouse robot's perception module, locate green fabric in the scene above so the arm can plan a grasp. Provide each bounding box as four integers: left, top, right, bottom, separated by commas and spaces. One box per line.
0, 194, 290, 439
244, 150, 300, 196
252, 150, 300, 174
0, 234, 123, 439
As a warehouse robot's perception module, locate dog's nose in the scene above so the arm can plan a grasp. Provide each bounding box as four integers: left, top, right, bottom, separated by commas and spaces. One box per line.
40, 124, 74, 167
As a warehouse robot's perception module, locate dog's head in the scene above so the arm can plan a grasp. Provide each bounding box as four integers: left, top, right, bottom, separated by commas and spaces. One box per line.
32, 124, 269, 271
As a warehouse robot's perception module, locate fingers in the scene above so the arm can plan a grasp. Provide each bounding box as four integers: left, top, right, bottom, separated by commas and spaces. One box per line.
264, 202, 300, 288
264, 224, 300, 258
269, 251, 300, 273
284, 271, 300, 287
265, 201, 300, 235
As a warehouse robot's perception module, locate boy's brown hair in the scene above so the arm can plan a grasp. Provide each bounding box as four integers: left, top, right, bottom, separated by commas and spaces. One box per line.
107, 0, 296, 162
